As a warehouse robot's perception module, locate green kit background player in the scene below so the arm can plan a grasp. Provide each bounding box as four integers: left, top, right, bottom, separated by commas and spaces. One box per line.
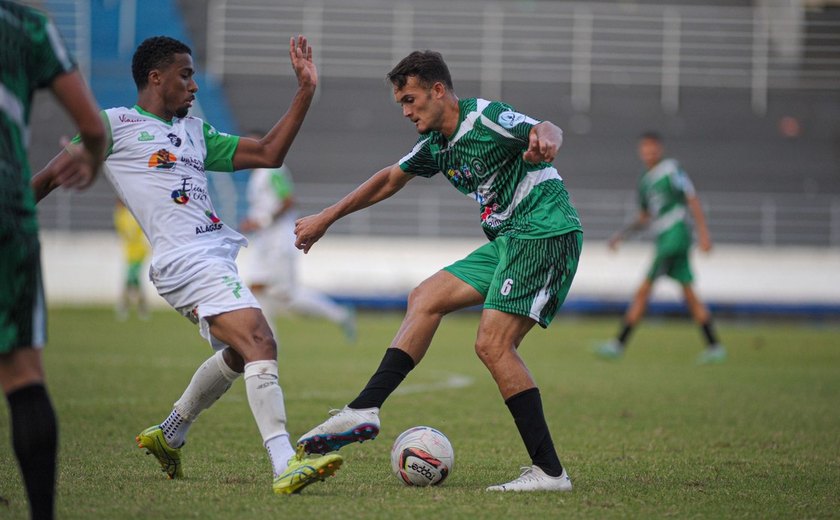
294, 50, 582, 492
0, 1, 106, 518
597, 131, 726, 364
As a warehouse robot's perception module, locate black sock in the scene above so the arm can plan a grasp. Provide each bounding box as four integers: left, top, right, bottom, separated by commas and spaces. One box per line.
505, 388, 563, 477
7, 384, 58, 520
617, 323, 634, 346
348, 348, 415, 409
701, 321, 719, 347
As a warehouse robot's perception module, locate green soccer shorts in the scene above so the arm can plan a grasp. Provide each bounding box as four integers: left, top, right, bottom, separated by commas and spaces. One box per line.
0, 234, 47, 353
646, 245, 694, 284
126, 260, 144, 287
443, 231, 582, 328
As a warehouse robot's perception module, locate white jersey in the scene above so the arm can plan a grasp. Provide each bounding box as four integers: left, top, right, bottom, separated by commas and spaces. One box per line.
101, 106, 246, 284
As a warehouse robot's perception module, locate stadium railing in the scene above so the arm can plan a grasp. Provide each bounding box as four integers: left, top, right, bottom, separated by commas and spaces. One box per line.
205, 0, 840, 115
37, 183, 840, 248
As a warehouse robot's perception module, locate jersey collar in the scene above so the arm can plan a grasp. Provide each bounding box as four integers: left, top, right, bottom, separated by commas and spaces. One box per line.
133, 104, 174, 126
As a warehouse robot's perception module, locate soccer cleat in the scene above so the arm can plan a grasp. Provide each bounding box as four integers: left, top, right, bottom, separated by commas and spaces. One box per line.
594, 339, 624, 360
136, 425, 183, 479
486, 465, 573, 492
297, 406, 380, 454
273, 445, 343, 495
697, 344, 727, 365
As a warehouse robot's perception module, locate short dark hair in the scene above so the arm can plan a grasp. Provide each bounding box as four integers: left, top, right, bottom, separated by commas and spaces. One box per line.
639, 131, 662, 142
387, 50, 453, 90
132, 36, 192, 89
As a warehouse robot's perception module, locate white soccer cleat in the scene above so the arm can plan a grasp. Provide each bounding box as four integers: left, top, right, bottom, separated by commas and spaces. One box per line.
297, 406, 380, 454
486, 465, 573, 492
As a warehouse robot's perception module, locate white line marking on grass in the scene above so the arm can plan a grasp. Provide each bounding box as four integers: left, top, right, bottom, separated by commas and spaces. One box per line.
393, 372, 475, 396
277, 370, 476, 402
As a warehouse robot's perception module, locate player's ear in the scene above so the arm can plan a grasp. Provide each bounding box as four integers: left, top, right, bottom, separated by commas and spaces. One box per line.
431, 81, 446, 99
148, 69, 161, 86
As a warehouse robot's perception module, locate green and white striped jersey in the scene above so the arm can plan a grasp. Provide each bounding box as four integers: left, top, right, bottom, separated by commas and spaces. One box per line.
398, 98, 582, 241
0, 0, 75, 236
638, 158, 695, 247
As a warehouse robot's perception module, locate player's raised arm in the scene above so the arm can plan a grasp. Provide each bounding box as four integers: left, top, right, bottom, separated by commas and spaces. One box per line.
232, 36, 318, 170
294, 163, 414, 253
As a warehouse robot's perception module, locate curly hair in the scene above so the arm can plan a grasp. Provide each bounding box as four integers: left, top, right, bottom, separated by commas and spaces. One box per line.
387, 50, 453, 91
132, 36, 192, 89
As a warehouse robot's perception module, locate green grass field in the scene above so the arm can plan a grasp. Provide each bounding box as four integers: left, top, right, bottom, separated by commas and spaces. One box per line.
1, 308, 838, 519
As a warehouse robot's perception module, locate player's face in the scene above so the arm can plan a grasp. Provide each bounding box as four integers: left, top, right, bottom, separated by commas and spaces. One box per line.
158, 53, 198, 119
394, 76, 446, 134
638, 138, 663, 168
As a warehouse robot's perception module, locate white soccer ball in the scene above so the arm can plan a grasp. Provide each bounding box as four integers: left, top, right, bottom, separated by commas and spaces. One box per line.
390, 426, 454, 486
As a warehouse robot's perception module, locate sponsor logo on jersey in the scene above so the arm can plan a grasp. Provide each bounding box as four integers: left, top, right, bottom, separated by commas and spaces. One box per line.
138, 131, 154, 141
204, 210, 221, 224
445, 164, 473, 186
119, 114, 144, 123
497, 110, 526, 129
196, 211, 224, 235
480, 203, 502, 228
148, 149, 177, 169
167, 133, 182, 147
171, 188, 189, 204
470, 158, 489, 179
179, 155, 205, 173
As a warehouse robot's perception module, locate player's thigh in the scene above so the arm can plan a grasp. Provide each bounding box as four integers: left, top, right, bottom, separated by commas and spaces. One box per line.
410, 270, 484, 314
0, 234, 46, 354
476, 308, 537, 352
206, 307, 275, 362
483, 232, 582, 328
157, 256, 262, 351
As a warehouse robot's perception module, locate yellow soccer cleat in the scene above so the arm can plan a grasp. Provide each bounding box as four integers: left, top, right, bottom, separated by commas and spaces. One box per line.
273, 445, 343, 495
136, 425, 183, 479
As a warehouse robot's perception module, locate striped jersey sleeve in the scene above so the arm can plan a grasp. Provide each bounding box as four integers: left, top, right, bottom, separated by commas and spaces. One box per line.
399, 136, 440, 178
478, 101, 540, 149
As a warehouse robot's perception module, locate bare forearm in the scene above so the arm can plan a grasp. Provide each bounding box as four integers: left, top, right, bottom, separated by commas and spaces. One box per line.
322, 166, 409, 223
688, 197, 710, 238
31, 154, 66, 202
259, 86, 315, 167
231, 85, 315, 170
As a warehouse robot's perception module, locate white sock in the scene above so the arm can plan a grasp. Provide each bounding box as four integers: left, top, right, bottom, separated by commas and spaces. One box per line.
265, 433, 296, 476
244, 360, 291, 476
165, 350, 241, 447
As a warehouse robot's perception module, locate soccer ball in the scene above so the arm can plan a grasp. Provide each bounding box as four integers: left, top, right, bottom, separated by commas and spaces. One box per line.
390, 426, 454, 486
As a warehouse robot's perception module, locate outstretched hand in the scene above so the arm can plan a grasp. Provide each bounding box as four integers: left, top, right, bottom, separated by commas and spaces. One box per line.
289, 35, 317, 90
55, 137, 102, 191
294, 212, 331, 253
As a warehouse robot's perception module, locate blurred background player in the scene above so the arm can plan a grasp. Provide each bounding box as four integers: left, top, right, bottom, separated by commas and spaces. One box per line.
113, 199, 150, 321
239, 134, 355, 342
596, 131, 726, 364
32, 34, 341, 495
0, 1, 106, 518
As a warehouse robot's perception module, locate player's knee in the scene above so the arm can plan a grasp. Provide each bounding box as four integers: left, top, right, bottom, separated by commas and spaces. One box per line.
253, 334, 277, 361
474, 339, 506, 368
406, 284, 448, 317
